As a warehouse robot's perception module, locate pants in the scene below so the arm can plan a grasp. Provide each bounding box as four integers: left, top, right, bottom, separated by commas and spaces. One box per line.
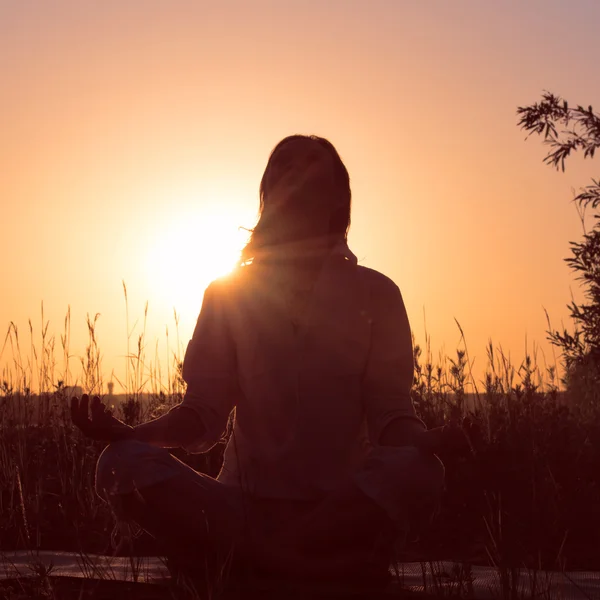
95, 440, 444, 583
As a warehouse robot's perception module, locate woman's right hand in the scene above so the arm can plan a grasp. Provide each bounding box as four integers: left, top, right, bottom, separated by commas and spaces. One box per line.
417, 422, 476, 456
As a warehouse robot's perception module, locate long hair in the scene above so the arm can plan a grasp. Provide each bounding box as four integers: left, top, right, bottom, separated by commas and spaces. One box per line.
241, 135, 351, 263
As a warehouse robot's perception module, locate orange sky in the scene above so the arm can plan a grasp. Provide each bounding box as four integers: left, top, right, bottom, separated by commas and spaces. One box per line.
2, 0, 599, 394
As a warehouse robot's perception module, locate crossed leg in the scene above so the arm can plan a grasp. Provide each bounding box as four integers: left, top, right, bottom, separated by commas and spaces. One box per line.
95, 440, 443, 585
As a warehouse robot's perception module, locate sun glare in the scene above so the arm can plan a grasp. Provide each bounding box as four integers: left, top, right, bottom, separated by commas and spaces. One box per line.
145, 210, 248, 316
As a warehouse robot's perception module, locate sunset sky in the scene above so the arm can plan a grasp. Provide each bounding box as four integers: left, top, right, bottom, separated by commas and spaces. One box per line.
2, 0, 600, 393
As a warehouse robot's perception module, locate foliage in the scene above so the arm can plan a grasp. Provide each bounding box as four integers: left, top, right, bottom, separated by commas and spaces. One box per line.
517, 92, 600, 406
410, 339, 600, 573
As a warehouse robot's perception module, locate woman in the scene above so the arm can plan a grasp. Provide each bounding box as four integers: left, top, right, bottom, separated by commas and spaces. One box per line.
71, 135, 468, 588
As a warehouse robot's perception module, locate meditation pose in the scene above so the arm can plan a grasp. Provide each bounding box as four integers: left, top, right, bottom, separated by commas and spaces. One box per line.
71, 135, 468, 587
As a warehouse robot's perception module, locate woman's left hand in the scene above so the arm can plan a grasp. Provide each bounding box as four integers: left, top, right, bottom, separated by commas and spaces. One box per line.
71, 394, 134, 442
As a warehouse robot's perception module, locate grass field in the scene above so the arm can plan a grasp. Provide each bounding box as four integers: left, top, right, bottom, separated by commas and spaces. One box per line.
1, 305, 599, 599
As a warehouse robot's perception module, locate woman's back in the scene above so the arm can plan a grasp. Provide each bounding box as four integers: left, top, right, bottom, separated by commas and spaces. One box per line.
180, 241, 420, 500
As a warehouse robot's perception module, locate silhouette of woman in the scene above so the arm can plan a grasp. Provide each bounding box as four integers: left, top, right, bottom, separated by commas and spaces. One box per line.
71, 135, 469, 589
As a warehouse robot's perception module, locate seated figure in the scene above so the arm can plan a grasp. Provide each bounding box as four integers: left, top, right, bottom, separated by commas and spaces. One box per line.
71, 135, 470, 591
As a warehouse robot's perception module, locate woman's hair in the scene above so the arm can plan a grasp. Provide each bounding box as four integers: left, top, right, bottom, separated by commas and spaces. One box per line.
240, 135, 351, 263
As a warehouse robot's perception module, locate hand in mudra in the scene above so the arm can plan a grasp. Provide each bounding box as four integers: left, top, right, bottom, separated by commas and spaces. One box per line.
71, 394, 134, 442
440, 421, 477, 456
418, 421, 477, 456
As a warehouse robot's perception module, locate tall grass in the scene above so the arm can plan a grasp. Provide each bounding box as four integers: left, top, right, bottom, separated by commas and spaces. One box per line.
0, 289, 190, 562
1, 298, 599, 599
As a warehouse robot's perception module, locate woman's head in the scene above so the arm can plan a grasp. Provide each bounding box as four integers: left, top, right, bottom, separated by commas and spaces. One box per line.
241, 135, 351, 262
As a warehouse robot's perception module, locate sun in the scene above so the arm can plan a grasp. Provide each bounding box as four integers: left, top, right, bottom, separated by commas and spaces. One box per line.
145, 209, 248, 316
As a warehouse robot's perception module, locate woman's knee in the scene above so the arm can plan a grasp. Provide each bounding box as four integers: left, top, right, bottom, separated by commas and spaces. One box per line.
352, 446, 445, 533
404, 449, 445, 499
368, 446, 445, 501
95, 439, 161, 499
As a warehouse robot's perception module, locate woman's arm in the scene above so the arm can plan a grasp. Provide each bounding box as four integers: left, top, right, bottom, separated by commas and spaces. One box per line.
71, 396, 207, 447
131, 406, 206, 448
71, 279, 240, 447
362, 274, 427, 447
134, 278, 240, 451
361, 274, 473, 455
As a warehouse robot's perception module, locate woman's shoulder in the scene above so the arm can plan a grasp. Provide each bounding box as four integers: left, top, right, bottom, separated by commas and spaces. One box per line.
205, 263, 265, 299
355, 264, 400, 294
